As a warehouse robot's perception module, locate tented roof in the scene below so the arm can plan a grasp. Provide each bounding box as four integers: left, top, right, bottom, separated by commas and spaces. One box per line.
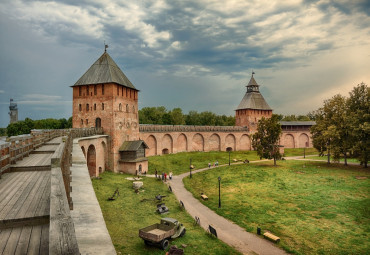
236, 92, 272, 110
73, 52, 137, 90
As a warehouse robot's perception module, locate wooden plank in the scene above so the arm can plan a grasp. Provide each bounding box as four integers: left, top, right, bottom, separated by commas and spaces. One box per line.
3, 171, 42, 221
27, 225, 41, 255
24, 173, 50, 219
0, 173, 25, 202
34, 174, 51, 217
39, 224, 49, 254
0, 228, 12, 254
14, 172, 48, 219
2, 227, 22, 254
14, 226, 32, 255
0, 172, 37, 219
263, 232, 280, 243
49, 167, 79, 254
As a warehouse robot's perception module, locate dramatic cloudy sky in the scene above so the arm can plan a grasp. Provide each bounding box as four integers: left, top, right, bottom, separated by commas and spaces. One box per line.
0, 0, 369, 127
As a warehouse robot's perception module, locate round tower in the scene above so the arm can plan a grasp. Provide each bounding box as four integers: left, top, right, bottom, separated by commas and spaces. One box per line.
235, 73, 272, 132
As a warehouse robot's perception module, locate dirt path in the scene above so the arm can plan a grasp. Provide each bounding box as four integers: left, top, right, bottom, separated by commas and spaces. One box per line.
168, 163, 288, 255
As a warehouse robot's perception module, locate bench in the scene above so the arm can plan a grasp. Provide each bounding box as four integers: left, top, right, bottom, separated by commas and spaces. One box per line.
263, 232, 280, 243
200, 194, 208, 200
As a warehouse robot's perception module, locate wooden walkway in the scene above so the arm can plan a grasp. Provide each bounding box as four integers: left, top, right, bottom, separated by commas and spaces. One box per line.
0, 138, 61, 255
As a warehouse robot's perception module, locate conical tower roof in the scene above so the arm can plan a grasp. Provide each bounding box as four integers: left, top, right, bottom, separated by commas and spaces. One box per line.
236, 73, 271, 110
72, 52, 137, 90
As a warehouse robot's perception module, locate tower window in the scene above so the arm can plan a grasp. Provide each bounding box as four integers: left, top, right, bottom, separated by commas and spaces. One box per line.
86, 104, 89, 111
79, 104, 82, 111
79, 87, 82, 96
102, 84, 105, 95
86, 119, 88, 125
117, 86, 119, 95
81, 119, 83, 126
132, 105, 135, 113
102, 103, 104, 110
94, 104, 96, 110
119, 103, 122, 111
126, 104, 129, 113
86, 85, 89, 95
94, 85, 97, 95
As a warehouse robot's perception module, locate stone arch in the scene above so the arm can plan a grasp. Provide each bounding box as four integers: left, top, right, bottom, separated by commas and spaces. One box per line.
226, 147, 233, 152
119, 103, 122, 111
162, 148, 169, 155
126, 104, 129, 112
81, 146, 86, 158
209, 134, 221, 151
146, 135, 157, 156
176, 133, 187, 152
225, 134, 236, 151
162, 134, 173, 154
284, 134, 295, 148
87, 145, 96, 177
299, 133, 309, 148
192, 133, 204, 151
240, 134, 251, 151
101, 141, 107, 171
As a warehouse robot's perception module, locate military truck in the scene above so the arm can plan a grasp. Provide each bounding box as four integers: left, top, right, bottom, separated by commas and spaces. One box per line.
139, 218, 186, 250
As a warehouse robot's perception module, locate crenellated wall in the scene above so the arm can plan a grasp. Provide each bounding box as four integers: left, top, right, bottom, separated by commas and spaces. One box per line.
139, 124, 313, 156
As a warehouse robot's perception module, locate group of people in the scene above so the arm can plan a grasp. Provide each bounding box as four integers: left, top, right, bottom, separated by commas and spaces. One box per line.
154, 170, 172, 182
208, 161, 219, 168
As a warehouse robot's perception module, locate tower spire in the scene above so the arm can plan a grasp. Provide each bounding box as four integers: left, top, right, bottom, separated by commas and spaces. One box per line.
104, 41, 108, 53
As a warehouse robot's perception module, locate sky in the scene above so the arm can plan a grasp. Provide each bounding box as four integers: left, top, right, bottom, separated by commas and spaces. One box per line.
0, 0, 369, 128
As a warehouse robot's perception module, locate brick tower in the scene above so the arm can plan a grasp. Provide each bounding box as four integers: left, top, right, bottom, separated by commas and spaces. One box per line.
235, 73, 272, 132
71, 49, 148, 173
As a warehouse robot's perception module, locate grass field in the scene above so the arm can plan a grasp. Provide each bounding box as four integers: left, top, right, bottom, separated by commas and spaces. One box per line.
283, 148, 318, 157
148, 150, 261, 175
92, 172, 240, 255
183, 160, 370, 255
305, 155, 361, 163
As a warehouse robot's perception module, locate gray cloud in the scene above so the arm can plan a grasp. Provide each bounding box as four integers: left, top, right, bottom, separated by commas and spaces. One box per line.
0, 0, 369, 127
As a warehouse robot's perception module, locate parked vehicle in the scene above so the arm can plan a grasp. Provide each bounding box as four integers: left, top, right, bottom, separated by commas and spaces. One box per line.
139, 218, 186, 250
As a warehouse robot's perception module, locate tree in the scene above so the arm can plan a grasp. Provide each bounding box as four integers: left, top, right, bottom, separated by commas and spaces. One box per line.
347, 83, 369, 167
252, 114, 282, 166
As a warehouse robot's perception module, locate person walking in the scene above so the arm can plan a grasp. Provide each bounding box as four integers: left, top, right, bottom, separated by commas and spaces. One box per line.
208, 162, 211, 168
169, 171, 173, 180
155, 169, 157, 178
164, 172, 167, 182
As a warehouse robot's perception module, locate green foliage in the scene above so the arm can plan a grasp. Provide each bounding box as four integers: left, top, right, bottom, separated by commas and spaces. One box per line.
92, 172, 240, 255
183, 160, 370, 255
148, 151, 260, 175
311, 83, 369, 167
0, 128, 6, 136
6, 117, 72, 136
139, 107, 235, 126
252, 114, 282, 165
275, 113, 315, 121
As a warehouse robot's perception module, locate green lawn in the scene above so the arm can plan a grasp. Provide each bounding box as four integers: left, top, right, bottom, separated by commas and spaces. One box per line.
148, 150, 260, 175
183, 160, 370, 255
283, 148, 318, 157
305, 155, 361, 163
92, 172, 240, 255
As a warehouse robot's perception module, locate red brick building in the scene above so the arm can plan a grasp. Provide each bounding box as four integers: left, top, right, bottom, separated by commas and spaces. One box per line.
235, 73, 272, 132
72, 51, 313, 175
72, 50, 148, 174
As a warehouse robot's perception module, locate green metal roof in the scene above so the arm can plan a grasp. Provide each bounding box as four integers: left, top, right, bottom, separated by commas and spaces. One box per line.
73, 52, 137, 90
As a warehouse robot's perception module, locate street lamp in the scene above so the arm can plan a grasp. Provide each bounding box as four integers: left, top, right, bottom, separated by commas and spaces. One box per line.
218, 176, 221, 208
303, 147, 306, 159
189, 158, 192, 178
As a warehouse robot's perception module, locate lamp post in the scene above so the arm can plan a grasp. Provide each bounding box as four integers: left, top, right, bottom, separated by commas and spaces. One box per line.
303, 147, 306, 159
218, 176, 221, 208
189, 158, 192, 178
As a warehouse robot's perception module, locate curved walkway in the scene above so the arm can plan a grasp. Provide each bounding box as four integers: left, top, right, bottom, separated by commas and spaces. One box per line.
169, 163, 288, 255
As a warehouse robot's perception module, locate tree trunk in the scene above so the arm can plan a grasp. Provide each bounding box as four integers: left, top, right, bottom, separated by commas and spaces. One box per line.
327, 149, 330, 164
344, 152, 347, 166
274, 156, 276, 166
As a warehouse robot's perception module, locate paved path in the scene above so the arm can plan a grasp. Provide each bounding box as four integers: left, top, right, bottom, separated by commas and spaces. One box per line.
169, 162, 288, 255
70, 139, 116, 255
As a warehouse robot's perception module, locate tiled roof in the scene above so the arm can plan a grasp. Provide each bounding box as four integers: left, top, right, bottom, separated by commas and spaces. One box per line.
280, 121, 316, 126
73, 52, 137, 90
